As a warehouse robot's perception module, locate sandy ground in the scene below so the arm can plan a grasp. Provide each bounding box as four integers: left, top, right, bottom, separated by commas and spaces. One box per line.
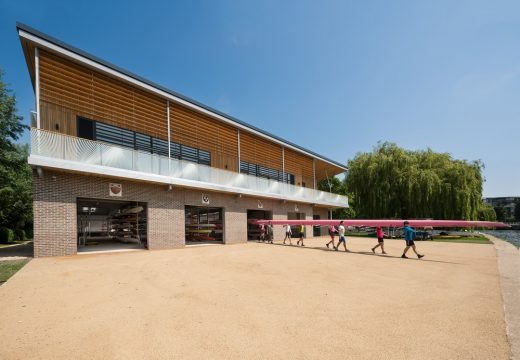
0, 237, 510, 360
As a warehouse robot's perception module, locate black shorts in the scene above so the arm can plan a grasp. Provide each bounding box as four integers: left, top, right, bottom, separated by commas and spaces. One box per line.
406, 240, 415, 246
377, 237, 384, 243
299, 232, 304, 238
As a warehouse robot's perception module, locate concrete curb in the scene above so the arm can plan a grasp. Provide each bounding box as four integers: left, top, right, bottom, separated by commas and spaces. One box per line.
488, 234, 520, 360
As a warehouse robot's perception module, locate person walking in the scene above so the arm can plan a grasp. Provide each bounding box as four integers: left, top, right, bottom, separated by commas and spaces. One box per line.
283, 224, 292, 245
259, 224, 265, 242
371, 226, 387, 254
266, 223, 274, 244
401, 221, 424, 259
296, 224, 305, 246
326, 225, 336, 249
335, 221, 350, 252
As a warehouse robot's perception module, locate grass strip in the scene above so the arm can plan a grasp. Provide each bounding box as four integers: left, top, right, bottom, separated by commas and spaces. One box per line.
0, 259, 30, 284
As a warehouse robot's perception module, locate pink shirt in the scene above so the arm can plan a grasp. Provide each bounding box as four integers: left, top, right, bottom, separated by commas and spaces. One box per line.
376, 228, 384, 238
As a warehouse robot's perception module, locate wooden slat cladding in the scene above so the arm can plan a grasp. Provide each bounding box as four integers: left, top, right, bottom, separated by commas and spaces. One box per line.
314, 159, 345, 183
284, 149, 314, 187
39, 50, 167, 139
170, 102, 238, 171
239, 131, 283, 171
40, 100, 77, 136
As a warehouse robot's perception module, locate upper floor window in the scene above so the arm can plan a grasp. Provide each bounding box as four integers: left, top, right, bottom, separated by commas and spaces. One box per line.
77, 117, 210, 166
240, 160, 295, 184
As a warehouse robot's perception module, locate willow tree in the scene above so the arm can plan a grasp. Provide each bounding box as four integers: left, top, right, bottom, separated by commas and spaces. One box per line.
345, 142, 483, 220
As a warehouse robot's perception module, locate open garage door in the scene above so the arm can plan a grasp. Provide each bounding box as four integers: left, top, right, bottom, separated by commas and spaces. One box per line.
77, 198, 147, 253
247, 210, 272, 241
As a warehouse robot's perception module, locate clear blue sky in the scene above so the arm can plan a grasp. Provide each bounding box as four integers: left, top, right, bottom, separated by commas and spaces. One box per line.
1, 0, 519, 197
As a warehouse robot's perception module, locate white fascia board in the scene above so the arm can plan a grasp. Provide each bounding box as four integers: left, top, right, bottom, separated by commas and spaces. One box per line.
19, 29, 347, 171
28, 155, 348, 208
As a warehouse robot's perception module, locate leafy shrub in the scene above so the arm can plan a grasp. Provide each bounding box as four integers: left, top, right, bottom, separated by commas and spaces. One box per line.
13, 229, 26, 241
24, 227, 33, 240
0, 228, 14, 244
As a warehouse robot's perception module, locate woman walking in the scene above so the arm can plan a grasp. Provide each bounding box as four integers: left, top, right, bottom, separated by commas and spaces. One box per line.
371, 226, 387, 254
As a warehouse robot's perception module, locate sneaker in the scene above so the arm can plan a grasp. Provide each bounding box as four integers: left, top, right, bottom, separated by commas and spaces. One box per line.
334, 247, 338, 251
418, 254, 424, 259
371, 248, 375, 254
382, 251, 387, 255
401, 254, 408, 259
326, 243, 329, 248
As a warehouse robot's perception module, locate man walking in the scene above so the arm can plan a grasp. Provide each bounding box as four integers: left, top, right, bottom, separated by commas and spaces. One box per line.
283, 224, 292, 245
401, 221, 424, 259
335, 221, 350, 252
266, 223, 274, 244
296, 224, 305, 246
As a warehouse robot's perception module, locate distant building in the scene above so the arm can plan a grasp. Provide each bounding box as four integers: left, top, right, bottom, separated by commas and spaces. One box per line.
483, 197, 519, 220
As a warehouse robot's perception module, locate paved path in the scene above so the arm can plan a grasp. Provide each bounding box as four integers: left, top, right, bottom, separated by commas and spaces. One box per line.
0, 237, 511, 359
0, 241, 33, 261
489, 235, 520, 360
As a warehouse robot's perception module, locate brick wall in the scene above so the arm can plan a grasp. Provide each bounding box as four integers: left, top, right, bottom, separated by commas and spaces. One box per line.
33, 170, 185, 257
33, 169, 326, 257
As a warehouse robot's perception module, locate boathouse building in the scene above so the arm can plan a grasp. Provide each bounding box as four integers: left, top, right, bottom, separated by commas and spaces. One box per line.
17, 23, 348, 257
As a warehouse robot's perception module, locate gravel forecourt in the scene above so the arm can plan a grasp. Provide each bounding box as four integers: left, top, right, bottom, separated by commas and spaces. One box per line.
0, 236, 511, 359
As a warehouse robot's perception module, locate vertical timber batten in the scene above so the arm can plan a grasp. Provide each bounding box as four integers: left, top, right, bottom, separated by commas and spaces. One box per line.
35, 47, 41, 128
167, 100, 171, 158
167, 99, 171, 173
313, 159, 316, 189
282, 147, 285, 178
237, 129, 241, 173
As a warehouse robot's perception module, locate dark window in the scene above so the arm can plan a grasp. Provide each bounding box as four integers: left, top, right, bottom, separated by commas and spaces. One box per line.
77, 117, 94, 140
240, 160, 294, 184
180, 145, 198, 163
152, 138, 169, 157
135, 133, 152, 153
77, 116, 211, 166
198, 150, 211, 166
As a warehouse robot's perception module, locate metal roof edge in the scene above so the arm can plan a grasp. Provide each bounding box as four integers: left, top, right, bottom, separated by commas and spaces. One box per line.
16, 21, 348, 171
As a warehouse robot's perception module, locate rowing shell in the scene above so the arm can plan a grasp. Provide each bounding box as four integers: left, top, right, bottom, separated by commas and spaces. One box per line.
249, 219, 508, 228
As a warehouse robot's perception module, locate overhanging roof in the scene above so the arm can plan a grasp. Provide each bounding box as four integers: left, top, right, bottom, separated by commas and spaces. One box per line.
16, 21, 348, 172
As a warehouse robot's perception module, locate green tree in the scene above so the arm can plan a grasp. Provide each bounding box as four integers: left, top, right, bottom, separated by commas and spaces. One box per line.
0, 69, 32, 230
345, 142, 484, 220
477, 203, 497, 222
318, 177, 356, 219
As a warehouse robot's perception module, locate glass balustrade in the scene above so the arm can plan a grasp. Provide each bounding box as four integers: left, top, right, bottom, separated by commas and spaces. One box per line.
30, 128, 348, 207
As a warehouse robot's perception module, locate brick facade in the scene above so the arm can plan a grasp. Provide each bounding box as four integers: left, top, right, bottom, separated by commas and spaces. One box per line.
33, 170, 329, 257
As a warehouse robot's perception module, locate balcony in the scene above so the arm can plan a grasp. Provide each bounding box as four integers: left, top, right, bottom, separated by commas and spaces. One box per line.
29, 128, 348, 208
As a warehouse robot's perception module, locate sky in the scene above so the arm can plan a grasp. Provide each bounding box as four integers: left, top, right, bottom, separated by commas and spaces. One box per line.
1, 0, 519, 197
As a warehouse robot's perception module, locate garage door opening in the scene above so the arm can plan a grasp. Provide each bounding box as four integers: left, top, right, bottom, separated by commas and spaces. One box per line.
247, 210, 273, 241
185, 206, 224, 244
77, 198, 147, 253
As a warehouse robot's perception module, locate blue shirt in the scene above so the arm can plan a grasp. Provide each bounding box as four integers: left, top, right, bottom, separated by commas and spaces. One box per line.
404, 226, 415, 241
